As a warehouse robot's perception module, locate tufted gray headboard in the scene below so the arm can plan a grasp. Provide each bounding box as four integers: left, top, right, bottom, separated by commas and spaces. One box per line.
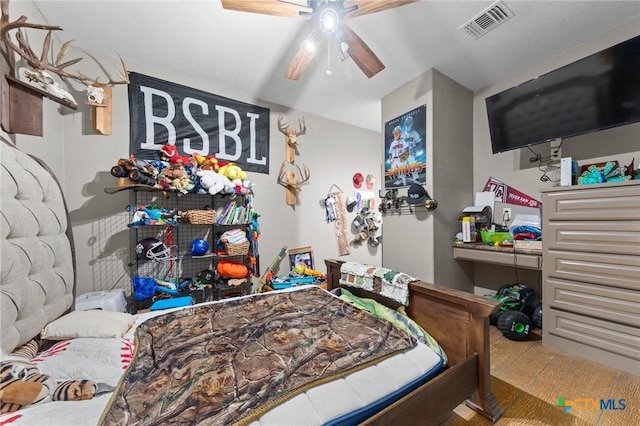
1, 139, 76, 354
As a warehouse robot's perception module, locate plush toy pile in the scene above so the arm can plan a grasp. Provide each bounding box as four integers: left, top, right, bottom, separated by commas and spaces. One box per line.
108, 144, 254, 196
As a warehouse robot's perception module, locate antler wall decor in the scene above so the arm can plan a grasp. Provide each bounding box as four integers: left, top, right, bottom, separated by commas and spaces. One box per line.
276, 115, 310, 206
0, 0, 128, 135
278, 115, 306, 163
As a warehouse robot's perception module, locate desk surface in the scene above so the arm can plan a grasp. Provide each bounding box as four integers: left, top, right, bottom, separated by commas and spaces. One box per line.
453, 242, 542, 256
453, 242, 542, 270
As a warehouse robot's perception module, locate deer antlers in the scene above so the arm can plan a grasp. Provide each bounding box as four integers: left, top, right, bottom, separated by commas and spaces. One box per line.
277, 115, 306, 147
277, 163, 310, 191
277, 162, 311, 205
0, 0, 128, 93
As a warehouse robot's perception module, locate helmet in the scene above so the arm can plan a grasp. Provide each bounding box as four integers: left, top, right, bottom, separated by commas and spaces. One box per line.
136, 238, 172, 261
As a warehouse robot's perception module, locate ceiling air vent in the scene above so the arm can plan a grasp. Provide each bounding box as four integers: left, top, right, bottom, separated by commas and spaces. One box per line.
460, 1, 514, 39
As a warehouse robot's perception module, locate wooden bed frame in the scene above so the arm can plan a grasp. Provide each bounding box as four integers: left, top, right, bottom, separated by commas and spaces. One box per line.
325, 259, 503, 425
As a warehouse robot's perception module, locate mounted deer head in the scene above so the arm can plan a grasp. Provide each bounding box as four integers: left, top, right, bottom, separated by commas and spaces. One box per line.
0, 0, 128, 105
278, 114, 306, 145
277, 162, 311, 206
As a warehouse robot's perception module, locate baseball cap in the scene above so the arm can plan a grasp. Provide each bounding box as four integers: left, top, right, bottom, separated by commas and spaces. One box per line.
352, 173, 364, 189
365, 174, 375, 190
406, 184, 427, 205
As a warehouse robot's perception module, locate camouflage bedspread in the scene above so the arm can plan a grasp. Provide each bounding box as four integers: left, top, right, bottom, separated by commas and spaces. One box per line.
100, 286, 416, 426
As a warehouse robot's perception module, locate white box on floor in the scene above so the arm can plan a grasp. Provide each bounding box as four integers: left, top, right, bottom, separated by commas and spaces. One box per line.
75, 289, 127, 313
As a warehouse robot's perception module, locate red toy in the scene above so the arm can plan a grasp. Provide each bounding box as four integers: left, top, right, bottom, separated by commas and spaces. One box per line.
160, 144, 193, 166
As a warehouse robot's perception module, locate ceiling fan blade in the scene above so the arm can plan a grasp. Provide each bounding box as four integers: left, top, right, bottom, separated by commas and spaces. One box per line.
220, 0, 311, 19
344, 0, 419, 19
284, 47, 314, 80
338, 23, 385, 78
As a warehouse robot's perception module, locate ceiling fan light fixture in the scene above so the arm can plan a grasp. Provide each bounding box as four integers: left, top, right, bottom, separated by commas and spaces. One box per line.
319, 7, 339, 33
336, 39, 350, 61
300, 29, 322, 59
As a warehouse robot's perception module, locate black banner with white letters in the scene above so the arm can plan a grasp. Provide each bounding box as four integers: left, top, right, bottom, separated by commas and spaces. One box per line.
128, 72, 269, 174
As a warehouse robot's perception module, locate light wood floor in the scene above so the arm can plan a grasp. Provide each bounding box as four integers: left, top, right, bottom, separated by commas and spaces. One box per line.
441, 327, 639, 426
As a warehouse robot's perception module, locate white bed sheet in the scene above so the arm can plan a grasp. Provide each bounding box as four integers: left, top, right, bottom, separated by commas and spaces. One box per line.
0, 288, 444, 425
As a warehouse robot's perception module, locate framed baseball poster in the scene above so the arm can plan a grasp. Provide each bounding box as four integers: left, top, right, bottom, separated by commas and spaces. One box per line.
383, 105, 427, 189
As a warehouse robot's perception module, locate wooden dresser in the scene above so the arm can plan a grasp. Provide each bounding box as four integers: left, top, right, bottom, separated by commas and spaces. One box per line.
540, 180, 640, 375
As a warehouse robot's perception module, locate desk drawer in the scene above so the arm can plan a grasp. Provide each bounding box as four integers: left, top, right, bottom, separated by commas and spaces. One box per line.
545, 308, 640, 361
544, 250, 640, 292
544, 220, 640, 255
453, 247, 541, 270
545, 277, 640, 327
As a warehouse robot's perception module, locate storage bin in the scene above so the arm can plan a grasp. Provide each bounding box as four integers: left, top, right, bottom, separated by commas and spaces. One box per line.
220, 229, 250, 255
179, 286, 214, 304
480, 230, 513, 244
214, 280, 252, 300
182, 209, 215, 225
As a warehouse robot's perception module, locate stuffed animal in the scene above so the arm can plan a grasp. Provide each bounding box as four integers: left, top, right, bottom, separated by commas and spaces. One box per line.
196, 170, 233, 196
192, 153, 224, 171
159, 144, 193, 166
0, 359, 105, 414
218, 163, 250, 195
218, 163, 247, 182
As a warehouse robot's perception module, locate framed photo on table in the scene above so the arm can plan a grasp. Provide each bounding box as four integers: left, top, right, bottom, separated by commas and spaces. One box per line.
384, 105, 427, 189
289, 247, 314, 271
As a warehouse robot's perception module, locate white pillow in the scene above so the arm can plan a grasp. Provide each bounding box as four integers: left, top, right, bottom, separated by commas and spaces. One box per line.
32, 337, 134, 387
41, 310, 135, 340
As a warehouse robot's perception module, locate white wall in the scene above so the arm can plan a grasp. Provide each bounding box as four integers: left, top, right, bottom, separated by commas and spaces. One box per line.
2, 1, 382, 297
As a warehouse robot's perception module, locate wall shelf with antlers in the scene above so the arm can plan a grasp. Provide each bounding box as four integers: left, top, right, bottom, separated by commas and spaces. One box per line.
0, 0, 127, 136
1, 74, 76, 136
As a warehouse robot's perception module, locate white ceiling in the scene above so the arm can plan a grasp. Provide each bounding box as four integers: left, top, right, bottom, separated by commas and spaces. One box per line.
30, 0, 640, 132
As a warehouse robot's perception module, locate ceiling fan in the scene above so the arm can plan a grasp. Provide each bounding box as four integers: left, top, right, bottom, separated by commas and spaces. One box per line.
220, 0, 418, 80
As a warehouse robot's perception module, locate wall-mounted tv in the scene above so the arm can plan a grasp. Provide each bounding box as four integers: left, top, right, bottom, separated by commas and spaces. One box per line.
486, 35, 640, 154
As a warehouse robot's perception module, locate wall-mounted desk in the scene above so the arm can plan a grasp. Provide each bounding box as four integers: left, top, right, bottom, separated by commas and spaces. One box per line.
453, 242, 542, 270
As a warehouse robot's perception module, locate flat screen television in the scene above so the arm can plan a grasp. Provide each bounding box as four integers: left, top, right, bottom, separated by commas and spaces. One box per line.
486, 35, 640, 154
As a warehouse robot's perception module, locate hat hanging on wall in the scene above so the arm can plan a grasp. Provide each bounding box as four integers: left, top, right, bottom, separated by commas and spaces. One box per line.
406, 183, 438, 211
365, 174, 375, 190
406, 184, 427, 204
352, 173, 364, 189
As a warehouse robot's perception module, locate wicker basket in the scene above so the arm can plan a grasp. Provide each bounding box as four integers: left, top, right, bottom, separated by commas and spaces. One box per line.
224, 240, 250, 256
220, 229, 250, 255
182, 210, 215, 225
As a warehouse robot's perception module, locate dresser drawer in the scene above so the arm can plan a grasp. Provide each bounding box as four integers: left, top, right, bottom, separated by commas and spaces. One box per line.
545, 277, 640, 327
542, 183, 640, 221
545, 308, 640, 361
544, 220, 640, 255
544, 250, 640, 291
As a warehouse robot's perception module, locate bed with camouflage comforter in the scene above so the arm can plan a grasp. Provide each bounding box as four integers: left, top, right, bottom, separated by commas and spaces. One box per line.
100, 286, 417, 426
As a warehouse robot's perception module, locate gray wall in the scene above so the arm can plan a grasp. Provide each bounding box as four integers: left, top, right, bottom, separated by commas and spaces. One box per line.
469, 19, 640, 295
2, 1, 382, 297
381, 69, 474, 291
3, 2, 639, 298
473, 19, 640, 221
